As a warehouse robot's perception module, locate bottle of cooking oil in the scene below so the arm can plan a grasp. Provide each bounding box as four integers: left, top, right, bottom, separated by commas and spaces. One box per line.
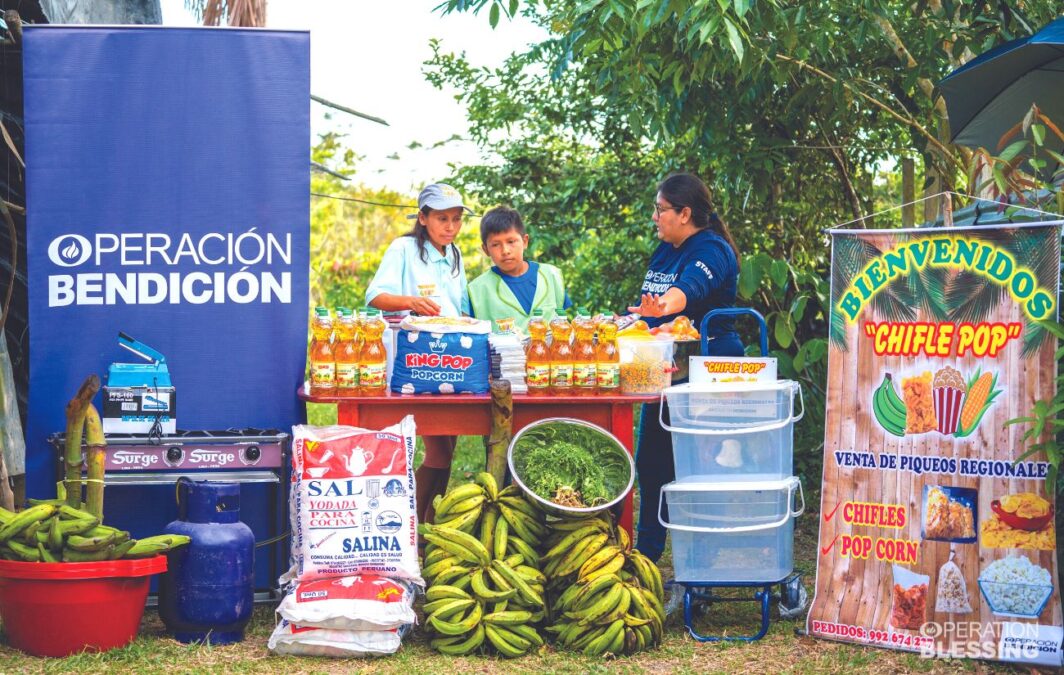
334, 308, 360, 396
354, 306, 368, 352
549, 315, 573, 395
525, 310, 550, 396
572, 309, 597, 395
359, 309, 387, 395
308, 307, 336, 396
596, 312, 620, 394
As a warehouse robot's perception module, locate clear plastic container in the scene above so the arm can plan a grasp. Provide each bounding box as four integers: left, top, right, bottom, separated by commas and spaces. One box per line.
977, 579, 1053, 618
618, 335, 675, 395
659, 477, 803, 582
661, 381, 803, 482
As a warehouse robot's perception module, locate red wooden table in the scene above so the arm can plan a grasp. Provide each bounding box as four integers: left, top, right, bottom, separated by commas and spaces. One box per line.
298, 387, 656, 534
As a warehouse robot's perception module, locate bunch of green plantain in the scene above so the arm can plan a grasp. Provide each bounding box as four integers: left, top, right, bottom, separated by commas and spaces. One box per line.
422, 473, 548, 658
541, 513, 666, 657
0, 482, 190, 563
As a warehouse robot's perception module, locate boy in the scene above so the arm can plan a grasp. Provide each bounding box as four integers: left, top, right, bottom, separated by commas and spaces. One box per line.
468, 206, 571, 331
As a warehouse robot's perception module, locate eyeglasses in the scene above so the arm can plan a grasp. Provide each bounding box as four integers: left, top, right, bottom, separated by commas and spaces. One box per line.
654, 203, 680, 217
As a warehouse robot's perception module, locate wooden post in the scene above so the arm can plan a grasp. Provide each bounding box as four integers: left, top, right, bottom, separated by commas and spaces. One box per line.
943, 192, 954, 228
901, 157, 915, 227
487, 379, 513, 485
83, 405, 106, 517
64, 375, 99, 507
923, 157, 941, 223
0, 441, 10, 510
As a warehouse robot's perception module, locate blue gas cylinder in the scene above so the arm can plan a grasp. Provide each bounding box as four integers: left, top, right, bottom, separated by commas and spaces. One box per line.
159, 478, 255, 644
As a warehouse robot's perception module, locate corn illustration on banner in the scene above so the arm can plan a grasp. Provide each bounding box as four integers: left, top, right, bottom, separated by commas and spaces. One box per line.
807, 223, 1064, 666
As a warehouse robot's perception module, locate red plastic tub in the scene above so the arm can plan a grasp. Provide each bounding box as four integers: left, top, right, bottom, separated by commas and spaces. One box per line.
0, 555, 166, 657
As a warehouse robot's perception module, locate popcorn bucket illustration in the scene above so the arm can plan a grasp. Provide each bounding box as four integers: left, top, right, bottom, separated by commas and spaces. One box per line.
933, 367, 965, 435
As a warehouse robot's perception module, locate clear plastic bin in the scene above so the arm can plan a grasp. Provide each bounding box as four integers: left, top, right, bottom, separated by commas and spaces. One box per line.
659, 477, 803, 582
618, 335, 675, 395
661, 381, 802, 482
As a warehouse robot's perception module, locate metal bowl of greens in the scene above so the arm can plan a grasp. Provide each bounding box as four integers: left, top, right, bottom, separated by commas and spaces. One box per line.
507, 418, 635, 516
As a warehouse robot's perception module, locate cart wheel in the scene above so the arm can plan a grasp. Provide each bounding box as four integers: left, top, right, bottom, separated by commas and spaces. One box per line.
777, 574, 808, 620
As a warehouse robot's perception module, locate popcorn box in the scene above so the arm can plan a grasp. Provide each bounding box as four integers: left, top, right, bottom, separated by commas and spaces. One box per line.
390, 320, 490, 394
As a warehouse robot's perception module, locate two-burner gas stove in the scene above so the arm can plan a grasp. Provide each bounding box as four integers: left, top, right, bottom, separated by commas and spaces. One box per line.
48, 428, 288, 486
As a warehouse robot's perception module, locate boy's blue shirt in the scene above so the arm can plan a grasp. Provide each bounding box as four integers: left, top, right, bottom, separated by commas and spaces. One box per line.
471, 260, 572, 317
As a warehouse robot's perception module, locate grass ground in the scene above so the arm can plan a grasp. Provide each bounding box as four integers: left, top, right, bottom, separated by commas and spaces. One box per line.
0, 407, 1041, 673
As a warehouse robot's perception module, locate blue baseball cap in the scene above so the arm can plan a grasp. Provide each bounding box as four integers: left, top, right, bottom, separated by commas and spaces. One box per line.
407, 183, 473, 218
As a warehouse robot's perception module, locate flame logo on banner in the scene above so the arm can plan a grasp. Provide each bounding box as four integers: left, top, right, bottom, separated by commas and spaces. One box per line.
47, 234, 92, 267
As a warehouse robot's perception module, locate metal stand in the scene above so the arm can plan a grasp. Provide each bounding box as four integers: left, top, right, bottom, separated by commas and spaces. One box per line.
679, 573, 801, 642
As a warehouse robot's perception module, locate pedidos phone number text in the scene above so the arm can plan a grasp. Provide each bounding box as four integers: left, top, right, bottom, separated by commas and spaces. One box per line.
811, 620, 933, 650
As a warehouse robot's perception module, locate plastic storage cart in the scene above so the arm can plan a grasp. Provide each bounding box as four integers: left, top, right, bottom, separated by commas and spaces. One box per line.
658, 308, 806, 641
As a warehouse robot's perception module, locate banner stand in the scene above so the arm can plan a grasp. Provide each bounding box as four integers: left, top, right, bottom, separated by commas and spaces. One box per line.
807, 215, 1064, 667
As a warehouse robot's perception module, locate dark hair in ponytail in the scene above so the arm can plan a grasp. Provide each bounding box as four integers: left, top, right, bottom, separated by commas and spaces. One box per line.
404, 207, 462, 276
658, 173, 740, 262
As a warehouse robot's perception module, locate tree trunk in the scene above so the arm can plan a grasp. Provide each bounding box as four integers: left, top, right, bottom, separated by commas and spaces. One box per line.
487, 379, 513, 486
901, 157, 915, 227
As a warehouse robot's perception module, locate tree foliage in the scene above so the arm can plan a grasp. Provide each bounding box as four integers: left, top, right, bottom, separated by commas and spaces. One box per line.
310, 133, 487, 313
427, 0, 1062, 479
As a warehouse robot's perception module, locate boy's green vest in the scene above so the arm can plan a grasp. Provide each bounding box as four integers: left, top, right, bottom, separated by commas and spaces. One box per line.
468, 263, 566, 332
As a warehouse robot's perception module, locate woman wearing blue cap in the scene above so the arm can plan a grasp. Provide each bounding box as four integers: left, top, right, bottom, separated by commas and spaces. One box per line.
367, 183, 472, 524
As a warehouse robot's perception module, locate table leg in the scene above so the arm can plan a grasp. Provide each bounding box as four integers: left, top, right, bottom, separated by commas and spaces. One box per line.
610, 403, 635, 536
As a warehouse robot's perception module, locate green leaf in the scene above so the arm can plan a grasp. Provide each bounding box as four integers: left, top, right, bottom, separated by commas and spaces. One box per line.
737, 258, 763, 299
1031, 123, 1046, 146
998, 139, 1028, 163
723, 18, 744, 61
806, 338, 828, 364
489, 2, 500, 27
733, 0, 750, 18
771, 349, 795, 378
1039, 320, 1064, 340
793, 339, 825, 373
769, 260, 789, 288
773, 313, 794, 349
992, 165, 1007, 194
791, 294, 809, 322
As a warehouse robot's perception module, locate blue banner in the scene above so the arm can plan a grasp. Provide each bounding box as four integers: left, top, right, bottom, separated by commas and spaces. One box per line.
24, 27, 309, 498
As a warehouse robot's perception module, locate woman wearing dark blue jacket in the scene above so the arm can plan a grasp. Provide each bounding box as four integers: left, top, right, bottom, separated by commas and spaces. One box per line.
626, 173, 744, 562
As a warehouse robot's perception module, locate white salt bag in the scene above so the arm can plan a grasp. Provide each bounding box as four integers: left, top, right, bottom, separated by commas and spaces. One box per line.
285, 415, 422, 585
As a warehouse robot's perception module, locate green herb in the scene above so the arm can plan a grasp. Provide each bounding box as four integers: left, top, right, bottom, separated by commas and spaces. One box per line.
511, 422, 630, 507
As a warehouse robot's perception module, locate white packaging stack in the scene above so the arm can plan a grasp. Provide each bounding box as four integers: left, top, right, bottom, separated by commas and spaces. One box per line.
488, 332, 528, 393
271, 417, 423, 659
277, 575, 417, 631
268, 620, 408, 657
